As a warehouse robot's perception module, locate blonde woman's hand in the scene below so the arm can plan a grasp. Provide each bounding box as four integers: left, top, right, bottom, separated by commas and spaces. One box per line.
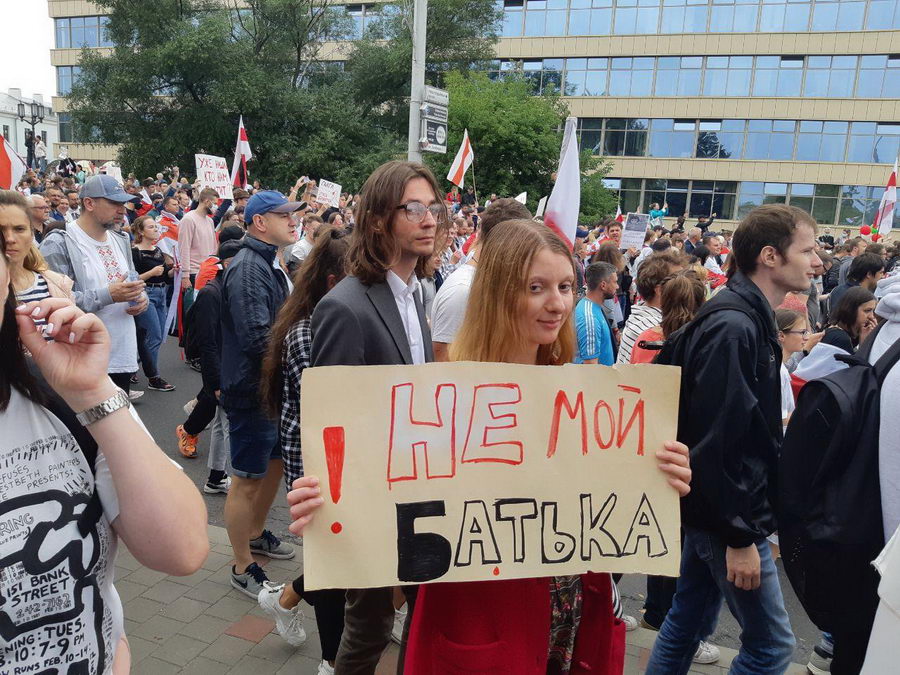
15, 298, 114, 410
287, 476, 325, 537
656, 441, 691, 497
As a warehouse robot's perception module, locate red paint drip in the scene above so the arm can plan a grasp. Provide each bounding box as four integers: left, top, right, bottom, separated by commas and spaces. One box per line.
331, 522, 343, 534
492, 566, 500, 576
323, 426, 345, 504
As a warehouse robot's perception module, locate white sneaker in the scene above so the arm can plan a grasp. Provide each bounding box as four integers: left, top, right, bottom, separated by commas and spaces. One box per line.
317, 661, 335, 675
390, 606, 407, 644
257, 581, 307, 647
621, 614, 639, 632
128, 389, 144, 401
693, 640, 720, 664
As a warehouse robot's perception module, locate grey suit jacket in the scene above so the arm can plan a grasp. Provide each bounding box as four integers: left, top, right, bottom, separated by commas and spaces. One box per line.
310, 275, 434, 367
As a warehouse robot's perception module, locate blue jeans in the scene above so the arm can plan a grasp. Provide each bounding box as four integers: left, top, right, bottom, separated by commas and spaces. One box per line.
135, 286, 168, 378
646, 526, 795, 675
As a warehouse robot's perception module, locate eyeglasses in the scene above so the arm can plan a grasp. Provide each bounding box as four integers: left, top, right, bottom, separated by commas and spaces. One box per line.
396, 202, 444, 223
784, 330, 810, 337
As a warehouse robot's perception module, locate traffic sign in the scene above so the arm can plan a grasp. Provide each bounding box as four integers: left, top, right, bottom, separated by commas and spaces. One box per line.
420, 118, 447, 154
420, 102, 448, 122
423, 85, 449, 106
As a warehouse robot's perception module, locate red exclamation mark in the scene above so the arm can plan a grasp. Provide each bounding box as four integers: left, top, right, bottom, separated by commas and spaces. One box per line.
323, 426, 345, 534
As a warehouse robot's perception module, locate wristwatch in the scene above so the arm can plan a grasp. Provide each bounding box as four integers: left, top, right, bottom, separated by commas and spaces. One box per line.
75, 389, 131, 427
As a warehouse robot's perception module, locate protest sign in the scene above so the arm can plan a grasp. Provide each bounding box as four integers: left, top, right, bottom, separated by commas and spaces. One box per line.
301, 361, 681, 590
194, 154, 234, 200
621, 212, 650, 250
317, 179, 342, 208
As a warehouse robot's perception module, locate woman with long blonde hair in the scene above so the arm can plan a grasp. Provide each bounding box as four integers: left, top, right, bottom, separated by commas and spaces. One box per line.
0, 190, 74, 334
289, 218, 692, 674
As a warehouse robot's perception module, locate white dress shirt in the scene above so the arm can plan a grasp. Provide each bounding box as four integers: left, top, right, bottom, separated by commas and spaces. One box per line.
387, 270, 426, 365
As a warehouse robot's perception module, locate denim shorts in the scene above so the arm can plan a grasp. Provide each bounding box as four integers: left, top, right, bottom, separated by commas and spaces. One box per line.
225, 406, 281, 479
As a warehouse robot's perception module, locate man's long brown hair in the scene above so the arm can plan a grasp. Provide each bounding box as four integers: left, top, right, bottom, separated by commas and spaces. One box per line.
260, 226, 349, 416
347, 161, 448, 285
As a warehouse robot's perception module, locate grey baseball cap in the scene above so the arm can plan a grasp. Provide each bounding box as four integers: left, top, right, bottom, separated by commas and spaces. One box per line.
79, 175, 141, 203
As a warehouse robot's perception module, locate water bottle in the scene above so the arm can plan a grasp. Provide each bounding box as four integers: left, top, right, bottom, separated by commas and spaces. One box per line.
126, 270, 140, 306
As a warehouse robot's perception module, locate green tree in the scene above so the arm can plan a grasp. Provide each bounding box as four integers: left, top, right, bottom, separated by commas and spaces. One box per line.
579, 151, 619, 224
426, 71, 565, 209
68, 0, 398, 186
344, 0, 502, 136
426, 72, 617, 222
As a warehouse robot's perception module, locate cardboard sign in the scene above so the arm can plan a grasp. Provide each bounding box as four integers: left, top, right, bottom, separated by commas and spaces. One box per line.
301, 362, 682, 590
194, 154, 234, 200
621, 212, 650, 251
317, 179, 342, 208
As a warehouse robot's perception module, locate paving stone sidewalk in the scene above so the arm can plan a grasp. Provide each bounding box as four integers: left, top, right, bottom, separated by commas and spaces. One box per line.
123, 526, 807, 674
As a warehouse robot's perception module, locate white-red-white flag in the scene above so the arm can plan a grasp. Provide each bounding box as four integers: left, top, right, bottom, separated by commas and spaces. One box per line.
874, 158, 897, 237
0, 137, 28, 190
543, 117, 581, 248
447, 129, 473, 188
615, 203, 623, 223
230, 116, 252, 189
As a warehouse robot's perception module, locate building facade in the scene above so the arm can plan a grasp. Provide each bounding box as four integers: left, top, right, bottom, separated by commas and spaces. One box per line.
1, 89, 58, 164
47, 0, 117, 162
47, 0, 900, 231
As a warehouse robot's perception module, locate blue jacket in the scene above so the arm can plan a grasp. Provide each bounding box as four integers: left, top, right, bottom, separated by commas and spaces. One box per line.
220, 235, 290, 409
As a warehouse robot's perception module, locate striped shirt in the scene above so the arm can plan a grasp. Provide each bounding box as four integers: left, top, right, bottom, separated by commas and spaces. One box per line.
15, 273, 52, 340
616, 304, 662, 365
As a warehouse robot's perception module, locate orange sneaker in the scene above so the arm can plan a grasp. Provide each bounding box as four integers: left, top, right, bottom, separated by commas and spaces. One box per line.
176, 424, 198, 458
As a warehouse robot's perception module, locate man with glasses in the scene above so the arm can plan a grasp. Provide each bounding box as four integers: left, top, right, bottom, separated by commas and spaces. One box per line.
27, 195, 52, 243
309, 160, 446, 673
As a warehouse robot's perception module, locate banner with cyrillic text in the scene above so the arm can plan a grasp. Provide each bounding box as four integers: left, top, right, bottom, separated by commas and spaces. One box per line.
301, 362, 682, 590
195, 154, 234, 200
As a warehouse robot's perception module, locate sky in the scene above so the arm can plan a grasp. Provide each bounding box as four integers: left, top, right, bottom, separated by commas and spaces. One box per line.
0, 1, 56, 99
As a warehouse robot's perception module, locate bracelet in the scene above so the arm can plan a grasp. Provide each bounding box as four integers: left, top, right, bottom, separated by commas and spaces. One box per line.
75, 389, 131, 427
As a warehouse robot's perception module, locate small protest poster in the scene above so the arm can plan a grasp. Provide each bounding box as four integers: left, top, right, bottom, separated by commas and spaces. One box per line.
316, 179, 341, 208
194, 154, 234, 200
621, 212, 650, 250
301, 361, 682, 590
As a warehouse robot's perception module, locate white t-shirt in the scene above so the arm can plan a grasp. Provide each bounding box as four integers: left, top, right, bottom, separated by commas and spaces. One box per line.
67, 223, 138, 373
0, 389, 123, 674
780, 362, 796, 423
431, 264, 477, 344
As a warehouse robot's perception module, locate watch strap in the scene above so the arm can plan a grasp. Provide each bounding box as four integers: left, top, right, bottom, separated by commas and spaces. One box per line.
75, 389, 131, 427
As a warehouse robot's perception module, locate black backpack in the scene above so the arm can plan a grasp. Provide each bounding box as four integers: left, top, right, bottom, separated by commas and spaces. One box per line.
778, 324, 900, 632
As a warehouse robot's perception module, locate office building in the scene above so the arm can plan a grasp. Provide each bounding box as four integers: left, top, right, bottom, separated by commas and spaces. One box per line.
48, 0, 900, 231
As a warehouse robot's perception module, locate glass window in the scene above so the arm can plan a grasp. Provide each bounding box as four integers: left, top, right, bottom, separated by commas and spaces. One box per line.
837, 1, 865, 30
690, 184, 715, 217
502, 9, 524, 35
55, 18, 70, 48
625, 119, 649, 156
70, 17, 86, 47
709, 5, 734, 32
83, 16, 100, 46
99, 16, 113, 47
811, 1, 837, 30
738, 182, 765, 218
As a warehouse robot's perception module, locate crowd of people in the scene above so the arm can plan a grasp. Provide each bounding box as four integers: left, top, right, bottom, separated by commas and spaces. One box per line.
1, 154, 899, 675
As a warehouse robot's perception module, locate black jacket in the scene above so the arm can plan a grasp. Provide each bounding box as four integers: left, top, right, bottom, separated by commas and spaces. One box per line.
188, 275, 224, 393
677, 272, 782, 548
220, 236, 289, 409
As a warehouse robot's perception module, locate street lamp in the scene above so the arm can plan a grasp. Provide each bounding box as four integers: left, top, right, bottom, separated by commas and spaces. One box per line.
17, 101, 45, 137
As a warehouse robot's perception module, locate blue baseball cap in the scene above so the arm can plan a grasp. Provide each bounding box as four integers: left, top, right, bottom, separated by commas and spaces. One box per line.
244, 190, 304, 225
79, 175, 141, 203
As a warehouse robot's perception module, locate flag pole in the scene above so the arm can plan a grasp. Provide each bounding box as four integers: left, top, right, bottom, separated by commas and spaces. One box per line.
469, 155, 479, 205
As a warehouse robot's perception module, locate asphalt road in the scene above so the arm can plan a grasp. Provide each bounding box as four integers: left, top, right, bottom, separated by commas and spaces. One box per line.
137, 336, 819, 665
